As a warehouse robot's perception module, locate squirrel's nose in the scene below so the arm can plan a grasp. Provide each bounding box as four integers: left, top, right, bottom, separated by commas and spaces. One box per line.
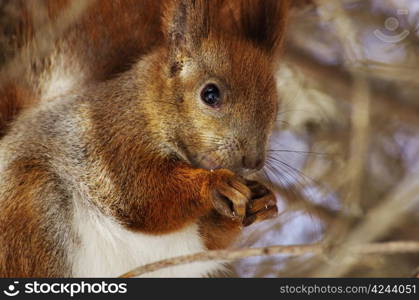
242, 155, 264, 171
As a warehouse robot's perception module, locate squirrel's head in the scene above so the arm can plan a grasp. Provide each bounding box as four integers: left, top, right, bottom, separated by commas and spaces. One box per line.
157, 0, 289, 175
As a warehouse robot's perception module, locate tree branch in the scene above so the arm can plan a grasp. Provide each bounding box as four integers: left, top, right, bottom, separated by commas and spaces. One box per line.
119, 241, 419, 278
284, 43, 419, 126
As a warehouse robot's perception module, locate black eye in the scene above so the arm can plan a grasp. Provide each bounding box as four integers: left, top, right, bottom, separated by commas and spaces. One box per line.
200, 84, 221, 107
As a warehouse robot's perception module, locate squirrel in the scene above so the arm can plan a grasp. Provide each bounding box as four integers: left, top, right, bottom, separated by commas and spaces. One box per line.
0, 0, 289, 277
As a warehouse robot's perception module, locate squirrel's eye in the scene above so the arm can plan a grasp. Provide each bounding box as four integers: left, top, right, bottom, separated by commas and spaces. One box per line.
200, 84, 221, 107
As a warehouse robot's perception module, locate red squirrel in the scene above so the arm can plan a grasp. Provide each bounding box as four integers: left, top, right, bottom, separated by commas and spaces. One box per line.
0, 0, 289, 277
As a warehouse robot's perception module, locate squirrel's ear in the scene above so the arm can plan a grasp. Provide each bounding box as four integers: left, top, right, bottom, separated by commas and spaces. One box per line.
238, 0, 289, 55
162, 0, 222, 60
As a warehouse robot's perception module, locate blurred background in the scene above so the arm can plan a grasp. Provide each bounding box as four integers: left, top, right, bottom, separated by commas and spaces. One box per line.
236, 0, 419, 277
1, 0, 419, 278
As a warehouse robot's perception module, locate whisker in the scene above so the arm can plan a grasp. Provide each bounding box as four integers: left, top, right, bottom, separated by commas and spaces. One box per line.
264, 164, 309, 208
266, 156, 321, 187
277, 108, 316, 117
265, 161, 312, 198
264, 163, 293, 187
268, 149, 336, 157
262, 168, 274, 187
264, 163, 325, 220
266, 157, 335, 208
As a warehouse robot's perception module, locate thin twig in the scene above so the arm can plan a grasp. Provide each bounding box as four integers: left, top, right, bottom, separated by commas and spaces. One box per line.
119, 241, 419, 278
284, 44, 419, 126
316, 175, 419, 277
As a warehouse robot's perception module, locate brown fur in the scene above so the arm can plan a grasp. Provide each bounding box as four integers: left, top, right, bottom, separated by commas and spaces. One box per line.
0, 83, 34, 138
0, 159, 71, 277
0, 0, 164, 138
0, 0, 289, 276
199, 211, 243, 250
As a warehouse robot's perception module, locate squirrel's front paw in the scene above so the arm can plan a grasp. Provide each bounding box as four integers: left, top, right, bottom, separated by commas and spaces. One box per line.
243, 180, 278, 227
209, 169, 251, 220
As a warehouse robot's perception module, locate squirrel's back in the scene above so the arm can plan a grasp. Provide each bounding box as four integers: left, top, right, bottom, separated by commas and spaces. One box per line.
0, 0, 164, 139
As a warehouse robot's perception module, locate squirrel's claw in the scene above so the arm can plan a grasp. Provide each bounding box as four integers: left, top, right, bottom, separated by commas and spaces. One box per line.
243, 180, 278, 227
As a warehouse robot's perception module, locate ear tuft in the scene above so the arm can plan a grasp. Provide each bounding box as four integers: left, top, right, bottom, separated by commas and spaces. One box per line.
162, 0, 223, 54
162, 0, 188, 52
162, 0, 225, 76
238, 0, 289, 54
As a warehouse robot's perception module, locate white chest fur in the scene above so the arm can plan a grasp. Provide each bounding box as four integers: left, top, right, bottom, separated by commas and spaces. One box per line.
71, 204, 222, 278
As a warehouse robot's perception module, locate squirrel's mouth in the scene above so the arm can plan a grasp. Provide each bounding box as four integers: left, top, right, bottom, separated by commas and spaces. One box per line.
195, 154, 222, 170
190, 152, 258, 176
177, 141, 259, 176
176, 140, 224, 170
184, 151, 222, 171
